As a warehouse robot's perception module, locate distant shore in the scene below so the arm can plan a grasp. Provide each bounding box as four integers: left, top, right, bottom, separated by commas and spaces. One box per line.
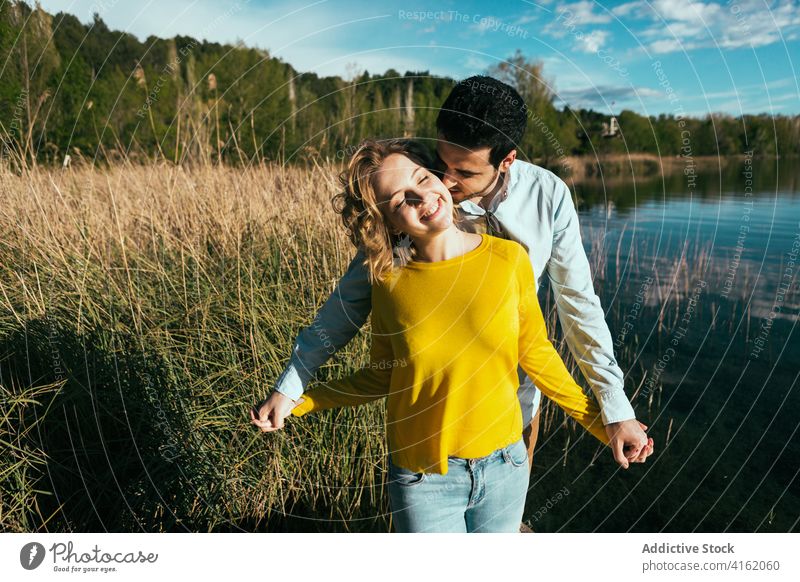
538, 153, 766, 183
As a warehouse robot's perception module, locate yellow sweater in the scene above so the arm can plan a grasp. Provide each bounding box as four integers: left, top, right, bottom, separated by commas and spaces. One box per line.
292, 234, 610, 474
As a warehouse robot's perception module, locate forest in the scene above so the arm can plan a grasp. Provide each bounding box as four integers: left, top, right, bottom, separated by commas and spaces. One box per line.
1, 1, 798, 169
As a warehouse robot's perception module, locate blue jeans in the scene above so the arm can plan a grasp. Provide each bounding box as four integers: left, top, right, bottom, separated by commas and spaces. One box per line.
387, 439, 529, 533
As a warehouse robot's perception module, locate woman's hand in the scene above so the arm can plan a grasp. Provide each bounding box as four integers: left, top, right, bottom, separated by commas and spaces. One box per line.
250, 391, 304, 433
604, 420, 654, 469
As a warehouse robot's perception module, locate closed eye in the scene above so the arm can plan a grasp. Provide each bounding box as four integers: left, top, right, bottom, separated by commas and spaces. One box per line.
394, 175, 429, 211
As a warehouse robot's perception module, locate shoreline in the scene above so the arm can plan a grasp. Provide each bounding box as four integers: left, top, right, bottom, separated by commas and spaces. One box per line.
537, 153, 779, 183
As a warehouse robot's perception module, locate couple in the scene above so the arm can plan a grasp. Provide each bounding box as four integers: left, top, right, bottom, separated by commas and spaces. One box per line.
251, 75, 654, 533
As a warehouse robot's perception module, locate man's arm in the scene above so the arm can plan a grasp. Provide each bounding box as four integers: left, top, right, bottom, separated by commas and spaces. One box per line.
251, 248, 372, 431
546, 177, 653, 466
273, 247, 372, 401
547, 177, 636, 425
253, 308, 392, 432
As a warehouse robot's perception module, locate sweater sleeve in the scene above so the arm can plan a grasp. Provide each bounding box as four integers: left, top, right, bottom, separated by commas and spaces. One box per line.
291, 309, 394, 416
515, 247, 610, 445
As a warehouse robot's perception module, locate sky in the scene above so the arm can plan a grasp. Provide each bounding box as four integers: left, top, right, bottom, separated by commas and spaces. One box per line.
35, 0, 800, 117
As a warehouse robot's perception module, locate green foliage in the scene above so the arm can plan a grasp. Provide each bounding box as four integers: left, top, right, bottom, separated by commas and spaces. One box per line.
0, 2, 797, 167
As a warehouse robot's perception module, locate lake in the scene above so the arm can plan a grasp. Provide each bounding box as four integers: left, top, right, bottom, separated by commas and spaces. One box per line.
528, 156, 800, 532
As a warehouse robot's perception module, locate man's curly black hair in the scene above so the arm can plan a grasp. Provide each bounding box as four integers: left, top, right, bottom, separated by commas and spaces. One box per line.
435, 75, 528, 167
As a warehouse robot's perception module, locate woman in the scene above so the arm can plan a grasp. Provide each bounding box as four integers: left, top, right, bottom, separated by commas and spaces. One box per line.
263, 139, 610, 532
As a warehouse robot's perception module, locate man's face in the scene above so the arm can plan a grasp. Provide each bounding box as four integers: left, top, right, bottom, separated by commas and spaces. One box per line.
434, 137, 501, 204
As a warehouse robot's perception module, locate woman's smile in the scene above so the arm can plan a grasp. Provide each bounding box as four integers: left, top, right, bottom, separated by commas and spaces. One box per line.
419, 197, 445, 222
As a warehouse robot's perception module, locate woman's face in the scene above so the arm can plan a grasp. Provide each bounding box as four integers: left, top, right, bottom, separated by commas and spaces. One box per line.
372, 153, 455, 239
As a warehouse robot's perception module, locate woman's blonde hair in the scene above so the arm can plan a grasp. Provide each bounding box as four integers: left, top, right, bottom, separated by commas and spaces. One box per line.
332, 139, 434, 284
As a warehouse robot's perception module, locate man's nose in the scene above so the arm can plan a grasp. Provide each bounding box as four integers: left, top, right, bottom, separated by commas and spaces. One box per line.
440, 170, 458, 189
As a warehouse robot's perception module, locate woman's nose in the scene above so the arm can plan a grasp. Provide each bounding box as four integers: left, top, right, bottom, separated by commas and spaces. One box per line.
406, 186, 434, 205
405, 190, 424, 205
417, 189, 439, 206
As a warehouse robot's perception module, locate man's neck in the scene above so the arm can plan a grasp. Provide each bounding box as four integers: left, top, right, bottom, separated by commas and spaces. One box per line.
476, 170, 509, 211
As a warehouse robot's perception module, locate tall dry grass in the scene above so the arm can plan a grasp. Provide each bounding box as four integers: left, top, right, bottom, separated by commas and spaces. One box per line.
0, 162, 394, 532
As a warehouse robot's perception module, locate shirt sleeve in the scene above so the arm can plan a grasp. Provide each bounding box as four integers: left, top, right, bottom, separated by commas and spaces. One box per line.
273, 248, 372, 401
515, 246, 610, 445
547, 178, 636, 424
291, 308, 394, 416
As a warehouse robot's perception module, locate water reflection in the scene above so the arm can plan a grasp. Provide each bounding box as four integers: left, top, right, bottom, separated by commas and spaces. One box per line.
527, 157, 799, 533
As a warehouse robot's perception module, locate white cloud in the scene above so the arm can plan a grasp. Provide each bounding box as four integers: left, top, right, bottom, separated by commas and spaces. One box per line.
554, 84, 664, 110
541, 55, 605, 88
612, 2, 645, 18
291, 48, 450, 78
555, 1, 612, 25
578, 30, 610, 53
612, 0, 800, 54
514, 14, 540, 26
677, 79, 800, 115
650, 38, 685, 53
650, 0, 721, 22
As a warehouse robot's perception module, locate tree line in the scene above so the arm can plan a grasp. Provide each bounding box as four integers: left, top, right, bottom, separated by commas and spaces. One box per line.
1, 2, 798, 169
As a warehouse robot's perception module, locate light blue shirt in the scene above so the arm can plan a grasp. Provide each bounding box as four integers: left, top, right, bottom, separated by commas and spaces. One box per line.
274, 160, 636, 426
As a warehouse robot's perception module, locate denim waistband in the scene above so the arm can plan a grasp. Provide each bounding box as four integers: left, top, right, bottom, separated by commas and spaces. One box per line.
446, 438, 523, 466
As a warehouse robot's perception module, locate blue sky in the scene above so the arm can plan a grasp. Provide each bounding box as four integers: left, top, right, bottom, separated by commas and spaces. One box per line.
38, 0, 800, 116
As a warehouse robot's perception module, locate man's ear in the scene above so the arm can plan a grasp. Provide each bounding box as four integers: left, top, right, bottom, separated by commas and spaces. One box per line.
498, 149, 517, 173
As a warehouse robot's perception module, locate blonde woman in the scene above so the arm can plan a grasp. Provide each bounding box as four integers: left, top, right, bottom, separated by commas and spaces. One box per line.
254, 139, 617, 532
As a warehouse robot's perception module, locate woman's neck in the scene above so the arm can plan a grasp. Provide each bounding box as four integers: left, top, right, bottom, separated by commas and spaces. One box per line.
411, 227, 480, 263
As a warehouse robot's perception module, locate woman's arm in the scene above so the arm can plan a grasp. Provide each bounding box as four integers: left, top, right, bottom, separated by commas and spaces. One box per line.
291, 310, 394, 417
514, 246, 610, 445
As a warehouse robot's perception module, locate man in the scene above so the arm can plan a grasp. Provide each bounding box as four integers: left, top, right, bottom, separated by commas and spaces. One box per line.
253, 75, 653, 474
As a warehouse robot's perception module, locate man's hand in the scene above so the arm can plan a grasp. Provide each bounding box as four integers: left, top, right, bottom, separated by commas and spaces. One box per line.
605, 419, 654, 469
250, 391, 304, 433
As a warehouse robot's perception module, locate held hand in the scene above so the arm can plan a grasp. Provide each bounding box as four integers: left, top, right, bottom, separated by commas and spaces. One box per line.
605, 419, 654, 469
250, 391, 304, 433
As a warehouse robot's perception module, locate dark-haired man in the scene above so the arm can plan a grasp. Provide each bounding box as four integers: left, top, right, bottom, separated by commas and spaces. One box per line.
255, 75, 653, 479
